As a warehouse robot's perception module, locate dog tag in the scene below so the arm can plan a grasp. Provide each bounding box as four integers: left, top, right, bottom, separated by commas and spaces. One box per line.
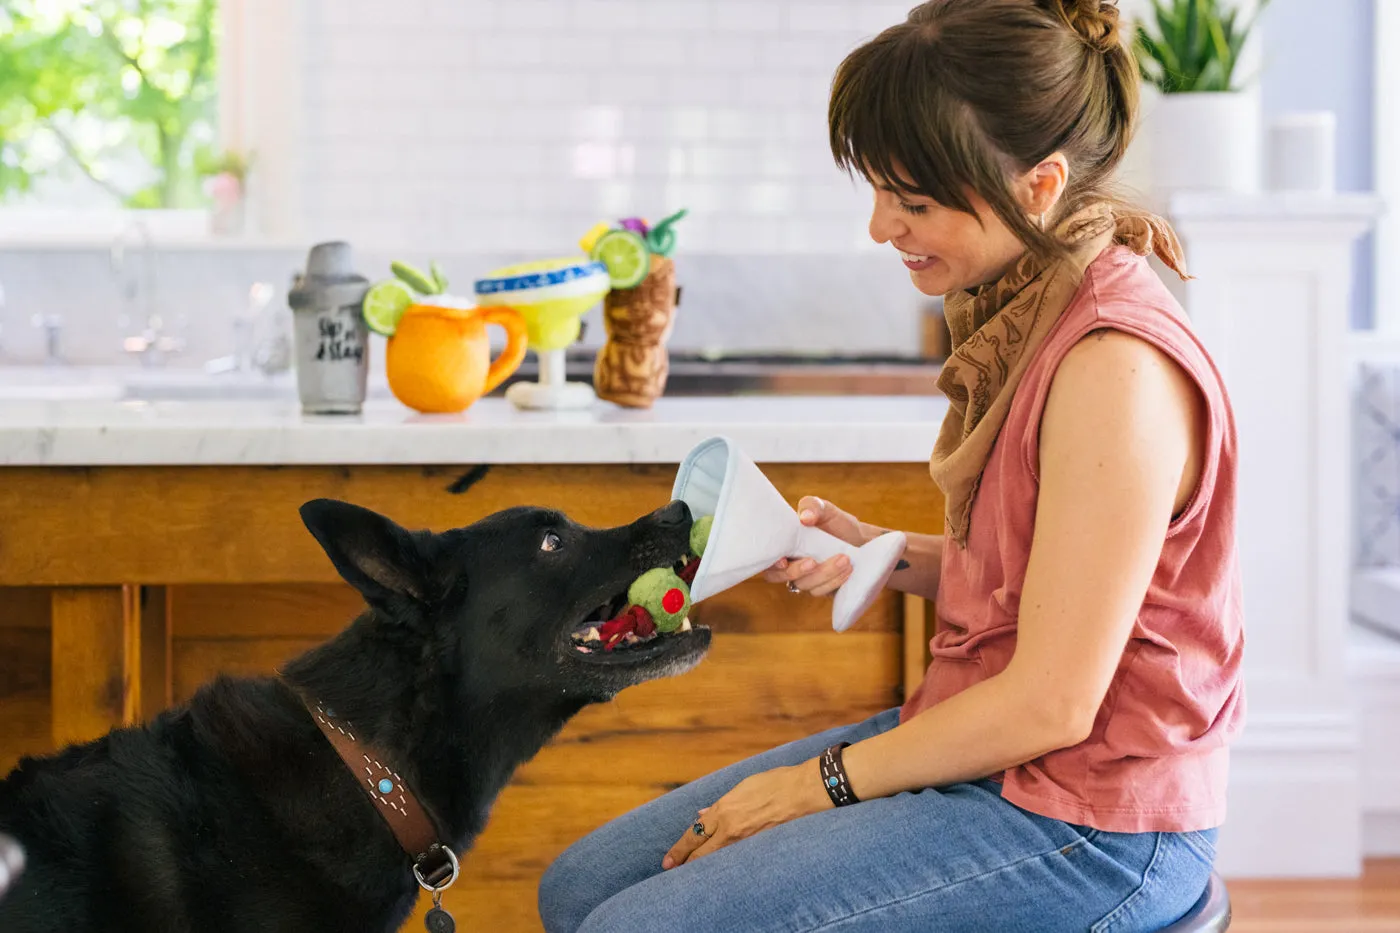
424, 906, 455, 933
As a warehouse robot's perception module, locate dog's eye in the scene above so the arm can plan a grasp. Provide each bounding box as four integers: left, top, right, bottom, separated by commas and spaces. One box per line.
541, 532, 562, 553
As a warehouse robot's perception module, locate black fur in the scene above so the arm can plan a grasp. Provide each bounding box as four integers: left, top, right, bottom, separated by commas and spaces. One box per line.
0, 499, 709, 932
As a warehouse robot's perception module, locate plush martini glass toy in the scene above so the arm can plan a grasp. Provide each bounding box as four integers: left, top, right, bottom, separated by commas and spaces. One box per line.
576, 432, 903, 650
672, 436, 906, 632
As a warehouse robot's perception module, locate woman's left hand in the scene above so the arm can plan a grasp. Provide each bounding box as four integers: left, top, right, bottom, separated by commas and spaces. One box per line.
662, 761, 832, 869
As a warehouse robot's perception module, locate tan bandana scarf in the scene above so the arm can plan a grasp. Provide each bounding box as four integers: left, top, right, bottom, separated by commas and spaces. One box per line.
930, 203, 1190, 545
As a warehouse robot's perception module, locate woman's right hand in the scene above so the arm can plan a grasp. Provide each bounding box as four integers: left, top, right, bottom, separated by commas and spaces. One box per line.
762, 497, 865, 597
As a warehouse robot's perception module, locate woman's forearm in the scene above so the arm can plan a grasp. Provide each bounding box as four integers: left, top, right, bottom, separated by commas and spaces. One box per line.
859, 522, 944, 601
838, 670, 1088, 800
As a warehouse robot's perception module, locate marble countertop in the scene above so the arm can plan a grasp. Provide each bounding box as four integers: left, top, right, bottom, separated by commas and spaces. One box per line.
0, 395, 948, 466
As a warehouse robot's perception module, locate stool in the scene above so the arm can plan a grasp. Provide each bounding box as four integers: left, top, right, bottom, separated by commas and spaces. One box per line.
1158, 871, 1230, 932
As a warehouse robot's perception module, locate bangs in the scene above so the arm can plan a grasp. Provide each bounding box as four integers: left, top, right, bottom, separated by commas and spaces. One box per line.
828, 25, 996, 218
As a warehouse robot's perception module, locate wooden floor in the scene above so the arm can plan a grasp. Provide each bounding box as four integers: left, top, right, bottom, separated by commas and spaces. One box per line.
1226, 860, 1400, 932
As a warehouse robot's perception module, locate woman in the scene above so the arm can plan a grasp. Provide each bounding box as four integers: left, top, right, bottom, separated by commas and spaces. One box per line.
540, 1, 1243, 930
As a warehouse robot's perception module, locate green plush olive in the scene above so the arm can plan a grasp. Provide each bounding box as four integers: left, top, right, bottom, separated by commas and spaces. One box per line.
628, 567, 691, 633
690, 514, 714, 558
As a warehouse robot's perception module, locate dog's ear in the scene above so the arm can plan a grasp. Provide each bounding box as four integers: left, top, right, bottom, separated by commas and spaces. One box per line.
299, 499, 431, 608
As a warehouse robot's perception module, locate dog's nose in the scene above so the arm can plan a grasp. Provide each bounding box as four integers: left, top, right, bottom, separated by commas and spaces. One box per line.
655, 500, 691, 527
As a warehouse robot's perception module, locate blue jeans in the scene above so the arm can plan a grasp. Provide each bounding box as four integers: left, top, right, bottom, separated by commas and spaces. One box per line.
539, 708, 1217, 933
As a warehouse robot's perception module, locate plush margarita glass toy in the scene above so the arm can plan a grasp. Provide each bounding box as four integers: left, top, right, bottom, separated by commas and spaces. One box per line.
580, 514, 713, 651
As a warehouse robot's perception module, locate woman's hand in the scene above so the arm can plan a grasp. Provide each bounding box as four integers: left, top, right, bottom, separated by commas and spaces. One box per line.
761, 497, 864, 596
662, 761, 831, 870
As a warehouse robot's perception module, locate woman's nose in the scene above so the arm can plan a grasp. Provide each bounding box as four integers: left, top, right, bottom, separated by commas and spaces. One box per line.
868, 204, 904, 246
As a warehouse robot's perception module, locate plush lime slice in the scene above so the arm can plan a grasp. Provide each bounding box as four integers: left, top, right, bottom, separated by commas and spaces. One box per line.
591, 229, 651, 289
362, 279, 414, 336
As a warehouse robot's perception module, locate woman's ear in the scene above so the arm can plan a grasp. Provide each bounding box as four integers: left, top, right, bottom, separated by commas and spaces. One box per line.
1016, 152, 1070, 220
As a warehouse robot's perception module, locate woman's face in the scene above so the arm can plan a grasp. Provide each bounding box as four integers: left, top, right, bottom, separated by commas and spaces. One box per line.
867, 181, 1027, 296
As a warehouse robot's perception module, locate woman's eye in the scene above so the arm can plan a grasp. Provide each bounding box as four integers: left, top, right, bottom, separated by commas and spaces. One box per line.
541, 532, 562, 552
899, 201, 928, 216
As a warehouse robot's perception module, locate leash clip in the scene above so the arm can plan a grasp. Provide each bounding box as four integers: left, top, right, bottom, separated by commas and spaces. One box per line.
413, 844, 459, 894
416, 846, 460, 932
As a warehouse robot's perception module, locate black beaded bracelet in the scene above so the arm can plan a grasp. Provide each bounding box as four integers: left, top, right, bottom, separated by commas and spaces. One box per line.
818, 742, 859, 807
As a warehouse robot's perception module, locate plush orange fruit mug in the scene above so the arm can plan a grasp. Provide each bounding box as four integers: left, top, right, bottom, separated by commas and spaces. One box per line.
386, 303, 528, 413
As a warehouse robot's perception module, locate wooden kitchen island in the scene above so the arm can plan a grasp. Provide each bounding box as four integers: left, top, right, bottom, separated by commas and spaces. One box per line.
0, 394, 945, 931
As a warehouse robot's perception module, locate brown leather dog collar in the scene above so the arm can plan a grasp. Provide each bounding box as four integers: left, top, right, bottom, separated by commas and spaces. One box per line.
289, 684, 459, 891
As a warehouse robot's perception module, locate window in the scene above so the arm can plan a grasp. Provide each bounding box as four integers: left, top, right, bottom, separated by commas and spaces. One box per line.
0, 0, 244, 237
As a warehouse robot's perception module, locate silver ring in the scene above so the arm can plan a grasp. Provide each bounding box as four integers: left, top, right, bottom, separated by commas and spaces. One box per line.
787, 581, 801, 594
692, 819, 712, 839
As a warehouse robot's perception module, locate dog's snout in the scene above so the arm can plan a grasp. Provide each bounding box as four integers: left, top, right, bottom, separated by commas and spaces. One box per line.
654, 500, 691, 527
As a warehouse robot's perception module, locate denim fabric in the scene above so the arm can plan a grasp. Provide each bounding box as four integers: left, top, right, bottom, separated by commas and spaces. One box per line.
539, 708, 1216, 933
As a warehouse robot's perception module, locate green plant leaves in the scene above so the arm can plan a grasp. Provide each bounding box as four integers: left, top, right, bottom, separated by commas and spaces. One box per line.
0, 0, 220, 207
1133, 0, 1271, 93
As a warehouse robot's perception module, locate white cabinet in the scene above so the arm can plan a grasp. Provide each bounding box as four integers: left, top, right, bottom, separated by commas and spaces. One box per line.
1165, 192, 1380, 876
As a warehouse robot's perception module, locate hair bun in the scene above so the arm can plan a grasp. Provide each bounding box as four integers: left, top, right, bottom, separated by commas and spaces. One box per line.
1049, 0, 1122, 53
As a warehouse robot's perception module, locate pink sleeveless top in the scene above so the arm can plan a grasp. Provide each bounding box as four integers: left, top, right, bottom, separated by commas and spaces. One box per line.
901, 245, 1246, 833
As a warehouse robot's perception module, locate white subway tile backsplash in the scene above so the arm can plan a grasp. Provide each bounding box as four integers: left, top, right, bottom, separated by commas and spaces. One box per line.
740, 182, 794, 215
534, 33, 620, 68
690, 35, 762, 71
664, 108, 712, 142
570, 106, 625, 141
783, 2, 857, 33
357, 0, 427, 28
492, 0, 560, 29
497, 106, 576, 142
738, 72, 809, 106
570, 0, 649, 31
641, 0, 711, 31
762, 36, 848, 71
855, 3, 912, 34
713, 2, 783, 32
688, 145, 754, 179
664, 71, 741, 107
425, 0, 493, 28
471, 34, 550, 67
613, 35, 692, 68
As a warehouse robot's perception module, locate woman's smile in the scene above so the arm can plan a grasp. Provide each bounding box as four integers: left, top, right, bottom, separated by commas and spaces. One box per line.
896, 247, 939, 272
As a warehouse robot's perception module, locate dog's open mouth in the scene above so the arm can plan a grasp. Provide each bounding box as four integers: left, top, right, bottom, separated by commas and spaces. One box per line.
567, 557, 707, 660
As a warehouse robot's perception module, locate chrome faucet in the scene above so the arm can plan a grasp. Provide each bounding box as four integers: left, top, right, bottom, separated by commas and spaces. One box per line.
122, 316, 185, 367
111, 219, 181, 367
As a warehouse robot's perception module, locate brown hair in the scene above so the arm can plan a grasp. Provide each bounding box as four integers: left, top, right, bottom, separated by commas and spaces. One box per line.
828, 0, 1138, 260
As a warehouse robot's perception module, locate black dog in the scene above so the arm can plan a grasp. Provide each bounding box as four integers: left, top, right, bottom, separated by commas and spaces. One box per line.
0, 498, 710, 932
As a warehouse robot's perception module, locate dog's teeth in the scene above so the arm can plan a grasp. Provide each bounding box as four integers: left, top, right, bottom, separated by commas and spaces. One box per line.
585, 627, 600, 643
680, 617, 692, 632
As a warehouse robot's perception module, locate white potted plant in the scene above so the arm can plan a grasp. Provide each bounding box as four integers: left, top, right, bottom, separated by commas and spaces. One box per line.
1133, 0, 1271, 195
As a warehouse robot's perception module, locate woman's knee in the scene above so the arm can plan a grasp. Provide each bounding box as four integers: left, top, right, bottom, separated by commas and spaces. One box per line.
537, 839, 601, 933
